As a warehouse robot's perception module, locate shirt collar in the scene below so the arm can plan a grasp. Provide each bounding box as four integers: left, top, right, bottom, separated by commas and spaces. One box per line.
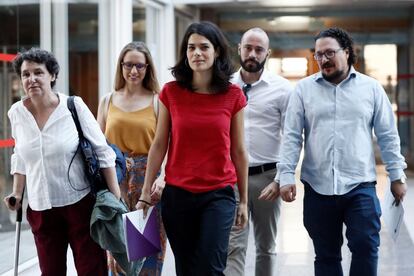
234, 68, 271, 87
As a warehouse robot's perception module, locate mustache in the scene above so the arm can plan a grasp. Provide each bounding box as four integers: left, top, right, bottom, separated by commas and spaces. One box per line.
245, 58, 259, 64
240, 56, 266, 73
322, 62, 334, 69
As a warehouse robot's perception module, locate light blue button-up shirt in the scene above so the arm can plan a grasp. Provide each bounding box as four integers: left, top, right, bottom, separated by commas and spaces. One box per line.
277, 67, 406, 195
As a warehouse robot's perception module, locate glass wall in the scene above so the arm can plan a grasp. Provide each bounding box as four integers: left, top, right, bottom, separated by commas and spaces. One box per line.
68, 2, 99, 114
364, 44, 397, 104
133, 3, 146, 42
0, 3, 40, 273
0, 2, 40, 226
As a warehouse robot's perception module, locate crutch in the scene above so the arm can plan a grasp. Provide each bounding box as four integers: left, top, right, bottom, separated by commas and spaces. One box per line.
9, 194, 23, 276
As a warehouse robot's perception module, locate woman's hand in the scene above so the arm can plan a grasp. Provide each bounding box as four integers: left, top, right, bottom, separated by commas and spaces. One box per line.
235, 201, 248, 230
3, 193, 22, 211
135, 191, 152, 219
150, 177, 165, 204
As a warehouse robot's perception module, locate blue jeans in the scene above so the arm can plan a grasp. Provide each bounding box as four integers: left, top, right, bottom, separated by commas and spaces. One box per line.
303, 181, 381, 276
161, 185, 236, 276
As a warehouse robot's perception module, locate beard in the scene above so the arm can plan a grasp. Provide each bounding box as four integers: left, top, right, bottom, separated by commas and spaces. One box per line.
321, 62, 347, 83
240, 57, 266, 73
322, 70, 345, 83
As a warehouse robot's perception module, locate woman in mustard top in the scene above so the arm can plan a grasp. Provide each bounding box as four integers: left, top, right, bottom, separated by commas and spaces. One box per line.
97, 41, 166, 276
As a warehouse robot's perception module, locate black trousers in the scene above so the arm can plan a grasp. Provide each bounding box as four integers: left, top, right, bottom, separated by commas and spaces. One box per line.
161, 185, 236, 276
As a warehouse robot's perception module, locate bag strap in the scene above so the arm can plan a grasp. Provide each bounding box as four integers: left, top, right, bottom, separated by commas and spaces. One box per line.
67, 96, 92, 192
103, 92, 113, 124
67, 96, 84, 138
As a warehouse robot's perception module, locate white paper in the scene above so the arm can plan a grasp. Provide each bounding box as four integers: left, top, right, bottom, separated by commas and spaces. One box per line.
381, 179, 404, 241
122, 206, 154, 233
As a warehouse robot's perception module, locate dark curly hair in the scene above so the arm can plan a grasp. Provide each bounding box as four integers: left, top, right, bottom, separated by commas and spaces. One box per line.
314, 27, 357, 66
13, 48, 60, 88
171, 21, 234, 93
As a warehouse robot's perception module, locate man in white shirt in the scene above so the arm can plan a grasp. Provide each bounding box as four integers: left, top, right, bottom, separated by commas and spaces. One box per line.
225, 28, 292, 276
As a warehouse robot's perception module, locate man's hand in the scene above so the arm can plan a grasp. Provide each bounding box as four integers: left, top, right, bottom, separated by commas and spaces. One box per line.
258, 181, 280, 201
235, 202, 248, 230
391, 180, 408, 206
280, 184, 296, 202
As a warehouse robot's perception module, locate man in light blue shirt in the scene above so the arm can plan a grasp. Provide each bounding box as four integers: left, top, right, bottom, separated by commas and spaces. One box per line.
277, 27, 407, 276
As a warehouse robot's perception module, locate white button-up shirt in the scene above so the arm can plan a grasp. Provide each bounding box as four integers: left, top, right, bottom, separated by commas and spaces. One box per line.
232, 69, 293, 166
8, 93, 115, 211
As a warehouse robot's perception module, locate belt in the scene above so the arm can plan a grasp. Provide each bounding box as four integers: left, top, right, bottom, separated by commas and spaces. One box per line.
248, 162, 277, 176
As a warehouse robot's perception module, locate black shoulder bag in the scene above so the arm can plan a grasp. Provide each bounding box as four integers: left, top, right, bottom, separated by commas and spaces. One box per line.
67, 96, 105, 195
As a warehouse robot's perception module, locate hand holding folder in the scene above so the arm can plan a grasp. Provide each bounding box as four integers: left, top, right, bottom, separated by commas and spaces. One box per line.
122, 206, 161, 261
382, 178, 405, 241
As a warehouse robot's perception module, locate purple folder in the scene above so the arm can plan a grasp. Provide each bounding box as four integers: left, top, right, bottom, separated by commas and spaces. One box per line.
123, 207, 161, 261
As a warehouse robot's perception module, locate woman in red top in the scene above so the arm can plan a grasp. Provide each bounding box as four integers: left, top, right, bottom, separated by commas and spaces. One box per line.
137, 21, 248, 276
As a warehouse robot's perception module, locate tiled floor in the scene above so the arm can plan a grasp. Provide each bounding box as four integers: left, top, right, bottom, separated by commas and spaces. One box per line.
1, 166, 414, 276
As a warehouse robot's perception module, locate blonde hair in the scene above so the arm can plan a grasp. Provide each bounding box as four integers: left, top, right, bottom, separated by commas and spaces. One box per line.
114, 41, 160, 93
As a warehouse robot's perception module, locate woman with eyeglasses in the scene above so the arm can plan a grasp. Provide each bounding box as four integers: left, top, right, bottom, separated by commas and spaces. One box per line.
97, 41, 166, 276
136, 21, 249, 276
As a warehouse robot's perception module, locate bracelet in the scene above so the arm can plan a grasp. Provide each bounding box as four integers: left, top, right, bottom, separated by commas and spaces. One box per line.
137, 199, 151, 205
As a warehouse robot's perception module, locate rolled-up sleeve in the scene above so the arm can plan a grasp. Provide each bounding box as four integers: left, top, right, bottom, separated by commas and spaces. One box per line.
74, 96, 115, 168
10, 151, 26, 175
8, 109, 26, 175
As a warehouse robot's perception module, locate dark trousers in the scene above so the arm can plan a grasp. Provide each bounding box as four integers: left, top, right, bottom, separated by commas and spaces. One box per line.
27, 193, 107, 276
303, 182, 381, 276
161, 185, 236, 276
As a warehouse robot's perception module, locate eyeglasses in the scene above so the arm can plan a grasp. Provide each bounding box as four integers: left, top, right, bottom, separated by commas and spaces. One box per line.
242, 83, 252, 101
121, 62, 148, 71
313, 48, 343, 61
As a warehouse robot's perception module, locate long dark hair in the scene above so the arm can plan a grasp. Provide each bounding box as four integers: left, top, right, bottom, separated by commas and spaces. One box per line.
171, 21, 234, 93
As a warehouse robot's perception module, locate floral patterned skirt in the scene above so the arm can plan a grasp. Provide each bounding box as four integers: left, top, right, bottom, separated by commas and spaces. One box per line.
108, 154, 167, 276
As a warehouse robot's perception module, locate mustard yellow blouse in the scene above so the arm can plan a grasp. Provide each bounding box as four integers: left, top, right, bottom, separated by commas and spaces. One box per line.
105, 100, 156, 155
